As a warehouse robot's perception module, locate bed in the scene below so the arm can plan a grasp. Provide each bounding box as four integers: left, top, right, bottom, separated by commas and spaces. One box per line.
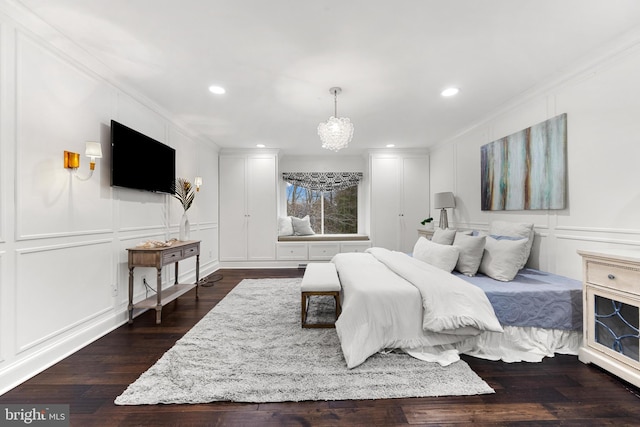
331, 223, 583, 369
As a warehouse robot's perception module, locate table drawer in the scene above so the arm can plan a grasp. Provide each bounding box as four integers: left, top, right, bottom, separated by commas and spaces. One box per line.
163, 249, 183, 264
586, 260, 640, 294
183, 244, 200, 257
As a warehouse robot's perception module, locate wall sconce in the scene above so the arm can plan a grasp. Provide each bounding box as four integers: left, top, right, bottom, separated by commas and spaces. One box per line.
63, 151, 80, 169
63, 142, 103, 180
194, 176, 203, 191
434, 191, 456, 229
85, 141, 102, 171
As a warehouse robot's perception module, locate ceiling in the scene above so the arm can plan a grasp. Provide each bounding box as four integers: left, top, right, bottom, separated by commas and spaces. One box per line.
16, 0, 640, 156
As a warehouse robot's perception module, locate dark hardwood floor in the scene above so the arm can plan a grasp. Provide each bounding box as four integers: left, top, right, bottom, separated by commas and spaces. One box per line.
1, 268, 639, 426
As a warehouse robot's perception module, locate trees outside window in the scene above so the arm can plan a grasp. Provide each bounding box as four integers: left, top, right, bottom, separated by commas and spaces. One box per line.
286, 184, 357, 234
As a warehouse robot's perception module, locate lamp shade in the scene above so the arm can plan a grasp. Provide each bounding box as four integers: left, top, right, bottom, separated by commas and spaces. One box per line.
85, 141, 103, 159
434, 192, 455, 209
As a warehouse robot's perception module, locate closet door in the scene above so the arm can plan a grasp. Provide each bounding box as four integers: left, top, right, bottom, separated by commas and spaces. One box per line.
400, 156, 429, 253
370, 156, 401, 250
370, 152, 429, 253
246, 156, 277, 260
219, 155, 248, 261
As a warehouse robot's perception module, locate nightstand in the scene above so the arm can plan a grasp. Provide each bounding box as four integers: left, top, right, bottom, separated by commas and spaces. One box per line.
578, 249, 640, 388
417, 228, 435, 240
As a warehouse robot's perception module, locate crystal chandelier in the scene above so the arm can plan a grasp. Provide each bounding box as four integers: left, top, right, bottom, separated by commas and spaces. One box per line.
317, 87, 354, 152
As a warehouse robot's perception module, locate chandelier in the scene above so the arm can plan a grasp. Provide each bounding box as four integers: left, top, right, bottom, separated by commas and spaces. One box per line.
317, 87, 354, 152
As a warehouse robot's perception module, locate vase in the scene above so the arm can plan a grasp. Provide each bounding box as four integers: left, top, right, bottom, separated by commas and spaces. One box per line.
179, 212, 190, 241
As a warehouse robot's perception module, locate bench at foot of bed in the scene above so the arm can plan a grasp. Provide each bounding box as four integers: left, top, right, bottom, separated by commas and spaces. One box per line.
301, 263, 341, 328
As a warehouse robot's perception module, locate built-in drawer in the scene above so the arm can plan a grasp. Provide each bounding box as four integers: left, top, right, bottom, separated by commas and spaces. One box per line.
586, 260, 640, 294
277, 242, 308, 260
340, 241, 371, 253
308, 243, 340, 261
162, 248, 183, 264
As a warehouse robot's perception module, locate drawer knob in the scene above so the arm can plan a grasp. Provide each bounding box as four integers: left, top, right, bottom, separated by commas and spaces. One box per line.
607, 273, 616, 280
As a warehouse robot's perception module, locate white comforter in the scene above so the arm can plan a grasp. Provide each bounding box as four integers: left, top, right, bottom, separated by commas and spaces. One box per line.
333, 248, 503, 368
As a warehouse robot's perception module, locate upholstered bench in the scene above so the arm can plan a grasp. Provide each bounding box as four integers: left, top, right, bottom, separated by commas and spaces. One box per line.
301, 262, 342, 328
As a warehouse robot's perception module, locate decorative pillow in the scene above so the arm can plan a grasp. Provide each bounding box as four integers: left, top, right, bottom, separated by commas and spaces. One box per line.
452, 233, 486, 276
489, 221, 534, 269
291, 215, 315, 236
278, 216, 294, 236
431, 228, 456, 245
478, 236, 529, 281
413, 237, 459, 273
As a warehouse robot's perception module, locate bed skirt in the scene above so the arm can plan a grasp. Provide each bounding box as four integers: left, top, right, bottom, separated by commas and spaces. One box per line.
452, 326, 582, 363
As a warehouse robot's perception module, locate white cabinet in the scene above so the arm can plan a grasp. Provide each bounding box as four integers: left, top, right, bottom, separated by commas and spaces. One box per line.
219, 153, 277, 262
340, 241, 371, 253
308, 243, 340, 261
578, 249, 640, 388
370, 153, 429, 253
276, 242, 307, 260
275, 240, 371, 262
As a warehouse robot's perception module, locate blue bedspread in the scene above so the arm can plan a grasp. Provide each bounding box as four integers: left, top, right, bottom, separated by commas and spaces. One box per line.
453, 268, 582, 330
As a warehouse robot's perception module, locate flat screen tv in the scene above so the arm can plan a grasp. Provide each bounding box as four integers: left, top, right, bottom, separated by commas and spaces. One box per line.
110, 120, 175, 194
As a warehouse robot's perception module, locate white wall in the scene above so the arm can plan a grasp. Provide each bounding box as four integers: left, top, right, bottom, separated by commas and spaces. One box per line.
0, 6, 219, 394
429, 40, 640, 280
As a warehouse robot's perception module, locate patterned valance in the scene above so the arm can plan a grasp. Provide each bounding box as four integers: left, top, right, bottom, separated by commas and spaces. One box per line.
282, 172, 363, 191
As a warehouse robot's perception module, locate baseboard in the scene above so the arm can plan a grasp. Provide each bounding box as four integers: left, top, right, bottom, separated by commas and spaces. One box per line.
0, 311, 127, 396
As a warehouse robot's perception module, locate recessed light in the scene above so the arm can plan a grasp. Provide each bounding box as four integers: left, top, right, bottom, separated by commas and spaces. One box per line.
256, 144, 266, 148
386, 144, 395, 148
441, 87, 460, 97
208, 85, 226, 95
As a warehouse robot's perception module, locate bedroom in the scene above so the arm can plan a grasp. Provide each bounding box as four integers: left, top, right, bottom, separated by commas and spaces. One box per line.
1, 0, 640, 424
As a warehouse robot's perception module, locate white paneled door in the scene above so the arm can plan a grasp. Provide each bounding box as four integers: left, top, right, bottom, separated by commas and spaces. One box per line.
219, 153, 277, 262
370, 153, 429, 253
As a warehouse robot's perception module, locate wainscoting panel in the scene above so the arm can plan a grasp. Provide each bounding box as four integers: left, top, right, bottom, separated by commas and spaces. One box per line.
198, 223, 219, 268
15, 31, 114, 240
15, 240, 114, 353
0, 251, 5, 364
0, 21, 4, 246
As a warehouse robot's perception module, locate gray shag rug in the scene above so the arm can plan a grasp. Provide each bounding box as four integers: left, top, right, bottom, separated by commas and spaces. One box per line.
115, 278, 494, 404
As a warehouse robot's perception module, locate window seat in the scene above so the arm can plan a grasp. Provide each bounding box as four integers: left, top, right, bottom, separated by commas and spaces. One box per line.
278, 234, 370, 242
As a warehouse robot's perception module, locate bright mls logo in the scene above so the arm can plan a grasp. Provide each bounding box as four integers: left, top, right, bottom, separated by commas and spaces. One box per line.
1, 405, 69, 426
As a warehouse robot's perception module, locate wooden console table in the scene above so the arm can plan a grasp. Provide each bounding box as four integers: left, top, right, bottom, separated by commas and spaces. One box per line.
127, 240, 200, 324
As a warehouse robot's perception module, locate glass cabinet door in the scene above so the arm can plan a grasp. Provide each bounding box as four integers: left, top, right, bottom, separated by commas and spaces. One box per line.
589, 289, 640, 365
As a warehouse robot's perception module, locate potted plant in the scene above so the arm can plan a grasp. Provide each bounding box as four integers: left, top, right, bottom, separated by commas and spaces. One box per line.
420, 217, 434, 230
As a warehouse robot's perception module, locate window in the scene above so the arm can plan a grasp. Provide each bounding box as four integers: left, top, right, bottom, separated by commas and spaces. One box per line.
283, 172, 362, 235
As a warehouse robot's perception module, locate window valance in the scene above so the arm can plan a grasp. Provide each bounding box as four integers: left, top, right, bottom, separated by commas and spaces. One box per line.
282, 172, 363, 192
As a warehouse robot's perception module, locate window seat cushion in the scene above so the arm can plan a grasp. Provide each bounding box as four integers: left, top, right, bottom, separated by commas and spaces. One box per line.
278, 234, 370, 242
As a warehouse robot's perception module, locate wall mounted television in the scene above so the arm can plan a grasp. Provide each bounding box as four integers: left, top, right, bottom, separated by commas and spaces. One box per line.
110, 120, 175, 194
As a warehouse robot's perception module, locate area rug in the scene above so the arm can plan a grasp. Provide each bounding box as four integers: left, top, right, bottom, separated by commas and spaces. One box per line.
115, 278, 494, 404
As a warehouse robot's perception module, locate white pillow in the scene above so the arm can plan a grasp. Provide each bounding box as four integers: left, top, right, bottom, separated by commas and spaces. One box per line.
278, 216, 294, 236
479, 236, 529, 281
291, 215, 315, 236
489, 221, 534, 269
413, 237, 459, 273
431, 228, 456, 245
452, 233, 486, 276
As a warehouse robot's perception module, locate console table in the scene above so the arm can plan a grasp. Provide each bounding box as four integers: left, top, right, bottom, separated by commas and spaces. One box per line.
127, 240, 200, 324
